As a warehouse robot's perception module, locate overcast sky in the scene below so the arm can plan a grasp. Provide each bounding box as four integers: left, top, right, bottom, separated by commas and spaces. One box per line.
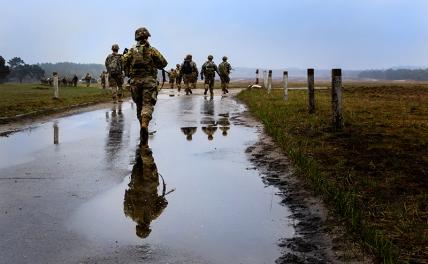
1, 0, 427, 70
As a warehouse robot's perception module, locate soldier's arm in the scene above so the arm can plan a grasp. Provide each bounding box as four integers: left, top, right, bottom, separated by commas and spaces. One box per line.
105, 55, 110, 71
122, 51, 132, 77
150, 47, 168, 70
215, 64, 220, 76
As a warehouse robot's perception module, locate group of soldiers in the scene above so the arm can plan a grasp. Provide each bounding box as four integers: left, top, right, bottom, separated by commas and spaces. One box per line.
103, 26, 233, 147
41, 75, 79, 87
167, 55, 232, 97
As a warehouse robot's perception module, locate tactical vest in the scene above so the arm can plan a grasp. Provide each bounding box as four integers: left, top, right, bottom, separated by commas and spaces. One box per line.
219, 62, 230, 76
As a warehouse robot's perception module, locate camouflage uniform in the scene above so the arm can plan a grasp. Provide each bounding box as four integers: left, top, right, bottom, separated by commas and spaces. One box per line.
100, 71, 107, 89
168, 68, 177, 89
124, 147, 167, 238
175, 64, 182, 92
218, 56, 232, 94
201, 55, 220, 97
105, 45, 124, 102
84, 73, 91, 87
123, 27, 167, 146
180, 55, 198, 95
72, 75, 78, 87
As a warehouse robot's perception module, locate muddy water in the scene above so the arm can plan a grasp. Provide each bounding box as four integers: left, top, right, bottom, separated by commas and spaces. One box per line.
0, 92, 294, 264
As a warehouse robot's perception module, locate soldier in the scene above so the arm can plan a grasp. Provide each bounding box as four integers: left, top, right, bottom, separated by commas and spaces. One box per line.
180, 54, 198, 95
72, 75, 78, 87
168, 68, 176, 89
180, 127, 197, 141
84, 73, 91, 87
175, 64, 182, 92
105, 44, 124, 102
218, 56, 232, 94
100, 71, 107, 89
201, 55, 220, 98
123, 27, 168, 146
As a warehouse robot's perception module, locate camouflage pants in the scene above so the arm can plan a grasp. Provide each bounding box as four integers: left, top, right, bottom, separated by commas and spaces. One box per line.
109, 74, 124, 99
204, 74, 215, 95
220, 75, 230, 93
183, 73, 196, 94
131, 77, 158, 127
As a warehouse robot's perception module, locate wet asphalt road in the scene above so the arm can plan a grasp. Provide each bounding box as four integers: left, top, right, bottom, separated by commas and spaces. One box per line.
0, 90, 295, 264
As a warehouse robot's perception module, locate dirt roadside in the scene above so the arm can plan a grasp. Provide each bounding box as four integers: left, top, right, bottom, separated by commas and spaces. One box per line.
232, 110, 375, 264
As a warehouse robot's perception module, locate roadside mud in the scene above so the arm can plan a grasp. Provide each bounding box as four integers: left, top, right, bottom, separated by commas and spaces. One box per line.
233, 110, 374, 264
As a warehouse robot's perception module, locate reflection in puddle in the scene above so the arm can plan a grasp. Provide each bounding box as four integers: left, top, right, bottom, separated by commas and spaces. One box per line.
181, 127, 197, 141
201, 126, 217, 141
124, 147, 168, 239
105, 104, 124, 162
53, 121, 59, 145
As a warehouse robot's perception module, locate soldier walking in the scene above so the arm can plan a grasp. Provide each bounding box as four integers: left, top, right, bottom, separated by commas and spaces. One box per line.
100, 71, 107, 89
218, 56, 232, 94
201, 55, 220, 98
123, 27, 167, 147
84, 73, 91, 87
105, 44, 124, 102
180, 54, 198, 95
168, 68, 177, 89
72, 75, 78, 87
175, 64, 182, 92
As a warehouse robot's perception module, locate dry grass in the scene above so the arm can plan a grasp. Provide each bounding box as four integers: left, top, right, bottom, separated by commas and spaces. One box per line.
237, 82, 428, 263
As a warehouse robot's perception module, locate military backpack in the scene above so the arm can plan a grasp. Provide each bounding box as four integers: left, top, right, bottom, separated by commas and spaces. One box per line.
182, 60, 193, 75
107, 54, 123, 75
205, 61, 216, 75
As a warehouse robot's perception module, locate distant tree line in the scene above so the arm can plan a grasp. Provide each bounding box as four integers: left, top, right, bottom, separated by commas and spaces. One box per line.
358, 68, 428, 81
38, 62, 105, 80
0, 56, 45, 83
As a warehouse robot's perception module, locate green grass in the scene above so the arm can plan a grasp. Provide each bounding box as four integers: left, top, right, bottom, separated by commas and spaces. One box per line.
0, 83, 116, 121
237, 83, 428, 263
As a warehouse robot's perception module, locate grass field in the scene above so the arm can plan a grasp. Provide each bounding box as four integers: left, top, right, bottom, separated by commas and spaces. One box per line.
0, 83, 117, 122
237, 82, 428, 263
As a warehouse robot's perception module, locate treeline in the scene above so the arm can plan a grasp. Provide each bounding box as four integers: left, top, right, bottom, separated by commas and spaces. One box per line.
0, 56, 45, 83
358, 68, 428, 81
38, 62, 105, 80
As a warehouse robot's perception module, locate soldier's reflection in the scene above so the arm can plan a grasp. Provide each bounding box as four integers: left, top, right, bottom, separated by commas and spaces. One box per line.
124, 147, 168, 239
202, 126, 217, 141
181, 127, 197, 141
106, 104, 124, 162
217, 115, 230, 137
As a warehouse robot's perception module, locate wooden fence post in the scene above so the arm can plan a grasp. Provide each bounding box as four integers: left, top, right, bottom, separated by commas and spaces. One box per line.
268, 70, 272, 94
308, 68, 315, 113
263, 70, 268, 89
283, 71, 288, 101
53, 72, 59, 99
332, 69, 343, 129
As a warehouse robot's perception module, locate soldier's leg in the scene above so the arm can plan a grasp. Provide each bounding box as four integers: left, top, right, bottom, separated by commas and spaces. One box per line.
209, 77, 214, 97
109, 76, 118, 102
141, 79, 158, 145
116, 75, 124, 102
131, 83, 143, 123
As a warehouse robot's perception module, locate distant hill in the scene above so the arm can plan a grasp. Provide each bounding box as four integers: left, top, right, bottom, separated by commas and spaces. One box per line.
358, 68, 428, 81
38, 62, 105, 79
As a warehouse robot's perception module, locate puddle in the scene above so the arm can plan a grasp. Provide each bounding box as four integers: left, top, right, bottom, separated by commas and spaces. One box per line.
69, 94, 295, 264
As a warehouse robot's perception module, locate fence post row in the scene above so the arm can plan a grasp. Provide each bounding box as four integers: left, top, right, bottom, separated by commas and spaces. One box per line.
331, 69, 343, 129
283, 71, 288, 101
307, 68, 315, 113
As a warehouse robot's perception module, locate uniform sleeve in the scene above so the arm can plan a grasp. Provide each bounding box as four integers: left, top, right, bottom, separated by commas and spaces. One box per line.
105, 55, 110, 71
201, 62, 206, 75
122, 50, 133, 77
150, 47, 168, 70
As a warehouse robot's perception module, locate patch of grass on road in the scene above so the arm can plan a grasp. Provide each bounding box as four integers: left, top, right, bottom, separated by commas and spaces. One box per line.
0, 83, 114, 121
237, 83, 428, 264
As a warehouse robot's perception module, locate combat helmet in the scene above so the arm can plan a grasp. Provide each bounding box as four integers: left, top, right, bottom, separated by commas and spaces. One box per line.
176, 64, 180, 68
222, 56, 228, 61
185, 54, 192, 60
207, 55, 213, 60
135, 27, 151, 41
111, 44, 119, 51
